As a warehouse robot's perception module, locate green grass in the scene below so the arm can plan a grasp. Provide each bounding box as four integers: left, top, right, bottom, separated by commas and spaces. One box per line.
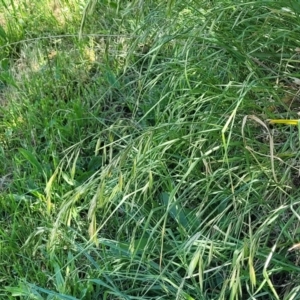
1, 0, 300, 299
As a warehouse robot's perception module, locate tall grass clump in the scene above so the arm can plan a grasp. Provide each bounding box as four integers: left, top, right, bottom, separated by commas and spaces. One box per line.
1, 0, 300, 299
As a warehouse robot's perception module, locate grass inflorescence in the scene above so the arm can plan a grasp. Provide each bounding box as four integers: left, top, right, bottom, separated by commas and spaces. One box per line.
1, 0, 300, 299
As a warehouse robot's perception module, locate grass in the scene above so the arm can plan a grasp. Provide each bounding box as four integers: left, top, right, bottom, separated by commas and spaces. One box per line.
1, 0, 300, 299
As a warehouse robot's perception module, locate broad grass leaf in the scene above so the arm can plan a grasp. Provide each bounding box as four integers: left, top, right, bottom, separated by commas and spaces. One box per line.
104, 69, 119, 89
160, 192, 190, 228
89, 279, 130, 300
61, 172, 76, 186
5, 284, 43, 299
0, 72, 18, 88
45, 168, 59, 214
0, 25, 7, 43
18, 148, 44, 174
249, 262, 256, 288
188, 249, 201, 277
26, 283, 79, 300
53, 262, 65, 293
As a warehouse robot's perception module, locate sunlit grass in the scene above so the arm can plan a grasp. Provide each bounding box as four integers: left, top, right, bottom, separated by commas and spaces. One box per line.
1, 0, 300, 299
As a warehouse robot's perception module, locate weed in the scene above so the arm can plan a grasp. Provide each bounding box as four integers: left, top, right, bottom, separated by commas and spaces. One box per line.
1, 0, 300, 299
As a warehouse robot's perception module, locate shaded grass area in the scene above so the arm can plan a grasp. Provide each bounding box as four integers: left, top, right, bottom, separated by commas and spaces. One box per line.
1, 0, 300, 299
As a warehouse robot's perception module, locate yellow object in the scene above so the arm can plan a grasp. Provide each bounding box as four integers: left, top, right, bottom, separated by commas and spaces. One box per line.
269, 119, 299, 126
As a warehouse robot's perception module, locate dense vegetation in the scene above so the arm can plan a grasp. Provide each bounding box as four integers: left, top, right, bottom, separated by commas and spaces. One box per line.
1, 0, 300, 299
